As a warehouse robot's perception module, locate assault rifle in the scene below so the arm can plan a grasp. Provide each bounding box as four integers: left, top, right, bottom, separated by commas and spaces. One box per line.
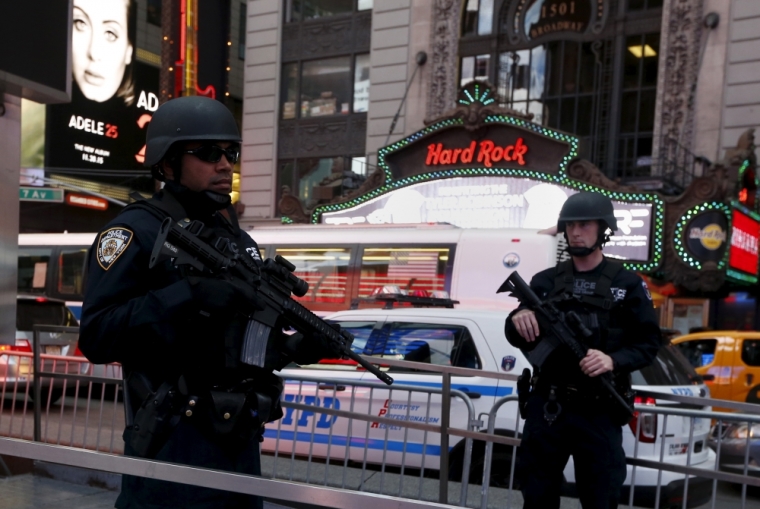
149, 217, 393, 385
497, 271, 633, 421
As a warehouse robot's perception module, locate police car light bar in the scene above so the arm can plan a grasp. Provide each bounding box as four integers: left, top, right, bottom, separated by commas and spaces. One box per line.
350, 287, 459, 310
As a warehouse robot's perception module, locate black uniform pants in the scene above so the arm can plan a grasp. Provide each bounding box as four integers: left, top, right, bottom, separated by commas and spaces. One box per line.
517, 393, 627, 509
116, 419, 263, 509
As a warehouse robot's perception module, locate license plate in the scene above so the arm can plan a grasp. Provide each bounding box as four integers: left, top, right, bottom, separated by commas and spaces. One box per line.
45, 346, 62, 355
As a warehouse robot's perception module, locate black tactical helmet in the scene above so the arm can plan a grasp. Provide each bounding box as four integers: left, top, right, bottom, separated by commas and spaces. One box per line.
145, 96, 241, 176
557, 192, 617, 232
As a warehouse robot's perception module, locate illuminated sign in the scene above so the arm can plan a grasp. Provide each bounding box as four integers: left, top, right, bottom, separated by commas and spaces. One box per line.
683, 211, 729, 264
386, 124, 569, 180
66, 193, 109, 211
45, 2, 159, 171
425, 139, 529, 167
321, 176, 653, 262
728, 209, 760, 279
526, 0, 592, 39
503, 0, 609, 46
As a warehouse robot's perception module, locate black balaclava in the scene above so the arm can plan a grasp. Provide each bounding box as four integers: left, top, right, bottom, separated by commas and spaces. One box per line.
160, 144, 232, 218
563, 221, 611, 258
163, 179, 231, 218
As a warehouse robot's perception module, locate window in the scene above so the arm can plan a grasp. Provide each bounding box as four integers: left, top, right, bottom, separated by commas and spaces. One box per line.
460, 54, 490, 88
286, 0, 369, 22
358, 248, 451, 298
281, 64, 299, 120
239, 3, 247, 60
462, 0, 494, 37
631, 345, 700, 386
277, 156, 367, 204
742, 340, 760, 367
282, 55, 368, 120
617, 33, 659, 177
498, 41, 603, 140
274, 247, 351, 304
17, 299, 78, 332
674, 339, 717, 369
302, 57, 352, 117
58, 249, 87, 296
364, 323, 481, 370
627, 0, 664, 11
334, 320, 378, 355
147, 0, 162, 26
18, 248, 52, 294
354, 54, 370, 113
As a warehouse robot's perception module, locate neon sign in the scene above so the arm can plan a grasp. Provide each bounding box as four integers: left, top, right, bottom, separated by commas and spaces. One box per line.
729, 209, 760, 277
426, 139, 529, 167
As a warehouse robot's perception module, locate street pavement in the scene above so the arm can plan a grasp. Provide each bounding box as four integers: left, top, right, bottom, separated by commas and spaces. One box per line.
1, 471, 759, 509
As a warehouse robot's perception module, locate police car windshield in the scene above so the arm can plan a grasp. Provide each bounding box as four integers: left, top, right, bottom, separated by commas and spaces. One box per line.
631, 344, 699, 386
17, 300, 78, 331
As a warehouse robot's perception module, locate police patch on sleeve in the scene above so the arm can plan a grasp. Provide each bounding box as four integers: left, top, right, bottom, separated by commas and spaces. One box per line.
97, 228, 134, 271
246, 246, 262, 261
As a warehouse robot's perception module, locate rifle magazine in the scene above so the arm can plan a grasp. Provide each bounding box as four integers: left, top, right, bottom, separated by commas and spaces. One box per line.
240, 319, 271, 368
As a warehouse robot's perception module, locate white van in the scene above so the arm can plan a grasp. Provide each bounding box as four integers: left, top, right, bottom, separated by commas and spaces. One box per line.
249, 224, 559, 314
268, 306, 716, 508
19, 225, 559, 318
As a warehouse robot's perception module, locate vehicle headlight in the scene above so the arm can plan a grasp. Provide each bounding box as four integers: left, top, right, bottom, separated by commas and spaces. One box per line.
728, 423, 760, 439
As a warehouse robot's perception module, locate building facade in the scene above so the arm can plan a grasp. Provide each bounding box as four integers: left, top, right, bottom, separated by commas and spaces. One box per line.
240, 0, 757, 226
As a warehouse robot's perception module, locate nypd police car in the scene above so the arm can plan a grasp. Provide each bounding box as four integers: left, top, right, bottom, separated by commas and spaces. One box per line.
266, 300, 715, 507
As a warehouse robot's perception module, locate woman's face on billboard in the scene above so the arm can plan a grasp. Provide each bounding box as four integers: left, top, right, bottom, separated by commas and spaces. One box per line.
72, 0, 133, 103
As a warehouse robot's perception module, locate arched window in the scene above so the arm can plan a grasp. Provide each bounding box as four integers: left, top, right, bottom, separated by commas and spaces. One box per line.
459, 0, 663, 179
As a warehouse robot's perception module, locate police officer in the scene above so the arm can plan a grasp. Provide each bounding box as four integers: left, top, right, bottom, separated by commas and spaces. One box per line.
504, 192, 660, 509
79, 96, 337, 509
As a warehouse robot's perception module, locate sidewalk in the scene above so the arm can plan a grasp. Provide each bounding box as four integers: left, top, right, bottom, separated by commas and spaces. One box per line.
0, 474, 295, 509
0, 474, 118, 509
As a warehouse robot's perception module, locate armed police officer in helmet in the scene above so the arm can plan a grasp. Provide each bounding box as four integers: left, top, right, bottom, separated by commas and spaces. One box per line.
504, 192, 660, 509
79, 96, 341, 509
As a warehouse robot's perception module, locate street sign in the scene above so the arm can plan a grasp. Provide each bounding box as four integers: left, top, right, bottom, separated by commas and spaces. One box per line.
19, 187, 64, 202
66, 193, 109, 211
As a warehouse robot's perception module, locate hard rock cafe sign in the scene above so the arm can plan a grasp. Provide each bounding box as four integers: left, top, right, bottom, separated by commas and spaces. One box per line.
294, 81, 664, 272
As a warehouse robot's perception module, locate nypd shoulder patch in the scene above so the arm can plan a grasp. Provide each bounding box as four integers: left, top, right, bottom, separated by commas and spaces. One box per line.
97, 228, 134, 271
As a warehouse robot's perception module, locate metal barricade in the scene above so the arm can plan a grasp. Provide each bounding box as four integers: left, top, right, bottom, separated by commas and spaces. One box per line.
269, 373, 479, 506
26, 325, 124, 453
8, 327, 760, 509
0, 436, 461, 509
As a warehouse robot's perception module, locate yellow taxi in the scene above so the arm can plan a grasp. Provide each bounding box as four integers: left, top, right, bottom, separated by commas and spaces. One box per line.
671, 331, 760, 404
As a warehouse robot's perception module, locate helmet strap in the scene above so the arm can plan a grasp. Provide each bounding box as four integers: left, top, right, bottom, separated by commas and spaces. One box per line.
164, 180, 231, 216
563, 221, 609, 258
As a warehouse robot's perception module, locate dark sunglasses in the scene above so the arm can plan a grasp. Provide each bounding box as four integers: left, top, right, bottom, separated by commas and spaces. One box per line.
185, 144, 240, 164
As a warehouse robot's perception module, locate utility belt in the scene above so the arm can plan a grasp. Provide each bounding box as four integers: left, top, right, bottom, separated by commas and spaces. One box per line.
124, 373, 282, 458
516, 369, 634, 426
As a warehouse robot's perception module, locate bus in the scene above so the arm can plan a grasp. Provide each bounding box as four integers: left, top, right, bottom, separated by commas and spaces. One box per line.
18, 224, 560, 319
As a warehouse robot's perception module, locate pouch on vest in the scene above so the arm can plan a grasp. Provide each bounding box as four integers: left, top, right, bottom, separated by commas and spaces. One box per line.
208, 390, 248, 435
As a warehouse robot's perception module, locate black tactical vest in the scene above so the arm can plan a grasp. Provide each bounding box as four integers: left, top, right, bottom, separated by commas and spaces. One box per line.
548, 259, 625, 352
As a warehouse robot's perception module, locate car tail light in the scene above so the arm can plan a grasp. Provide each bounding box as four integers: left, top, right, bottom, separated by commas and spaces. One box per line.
35, 297, 48, 303
629, 396, 657, 443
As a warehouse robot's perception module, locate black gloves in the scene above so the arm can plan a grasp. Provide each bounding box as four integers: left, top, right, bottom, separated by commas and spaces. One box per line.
186, 276, 264, 317
281, 331, 346, 365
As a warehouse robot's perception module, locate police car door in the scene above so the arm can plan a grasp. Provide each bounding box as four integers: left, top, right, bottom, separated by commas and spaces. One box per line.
359, 317, 498, 471
268, 318, 386, 463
